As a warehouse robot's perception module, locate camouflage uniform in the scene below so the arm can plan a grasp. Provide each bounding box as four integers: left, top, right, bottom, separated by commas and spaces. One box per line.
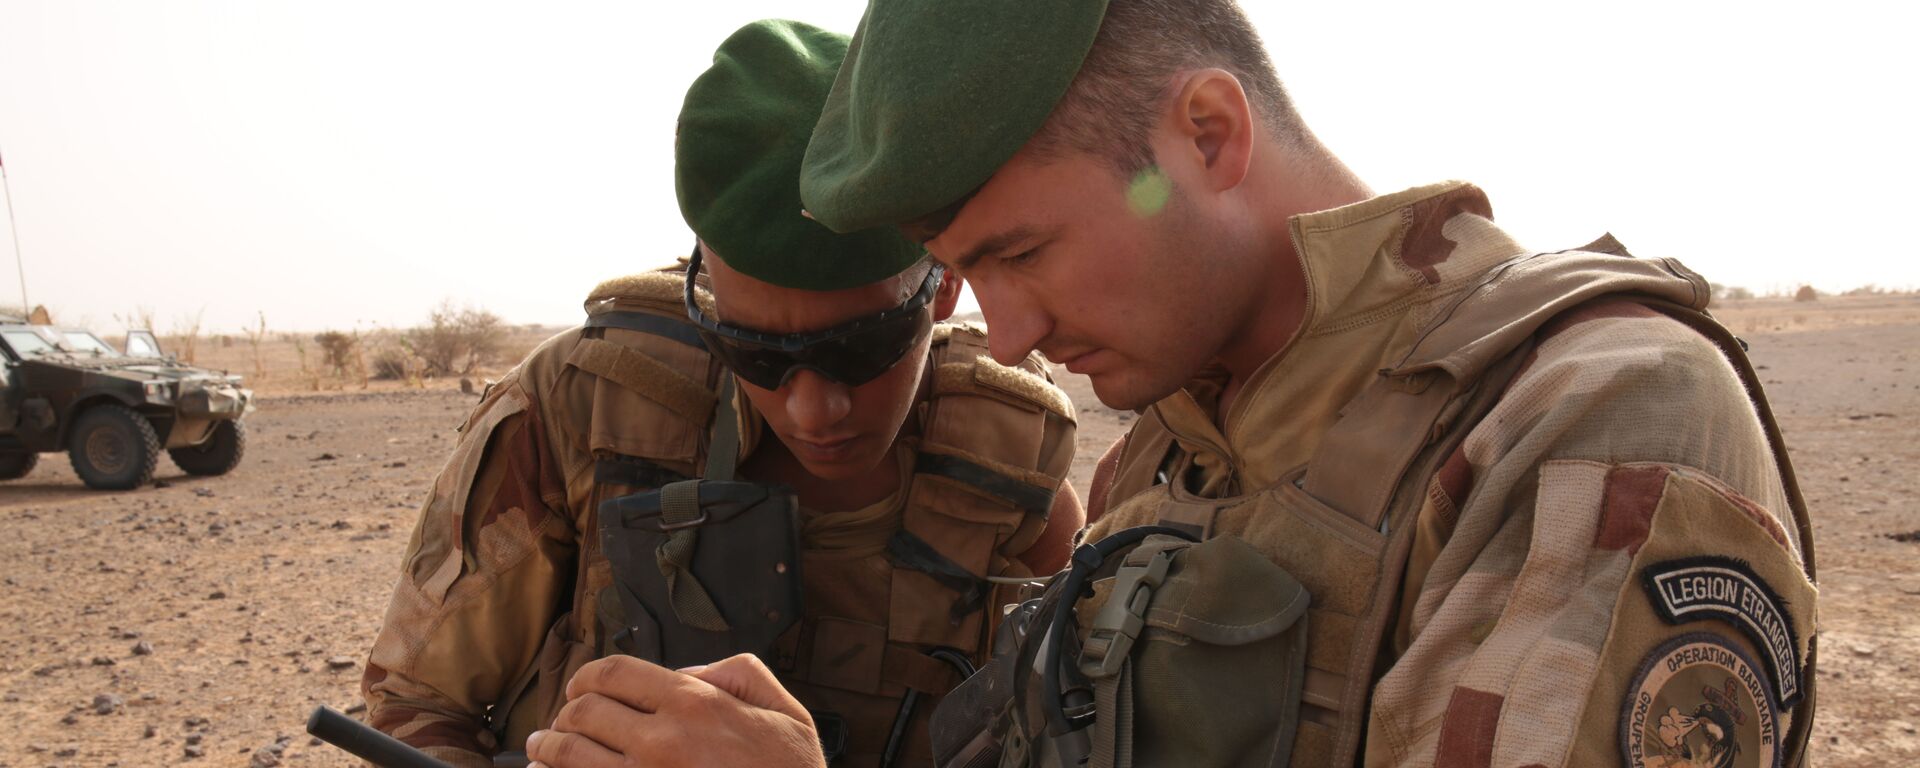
364, 268, 1077, 768
1083, 182, 1816, 768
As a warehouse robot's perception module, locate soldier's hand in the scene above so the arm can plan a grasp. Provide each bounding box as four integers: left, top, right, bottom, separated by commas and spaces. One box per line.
525, 654, 825, 768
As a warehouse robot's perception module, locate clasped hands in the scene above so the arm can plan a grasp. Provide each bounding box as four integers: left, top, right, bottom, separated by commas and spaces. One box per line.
524, 653, 828, 768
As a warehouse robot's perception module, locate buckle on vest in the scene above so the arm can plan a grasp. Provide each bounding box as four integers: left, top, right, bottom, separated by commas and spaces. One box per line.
1077, 549, 1174, 679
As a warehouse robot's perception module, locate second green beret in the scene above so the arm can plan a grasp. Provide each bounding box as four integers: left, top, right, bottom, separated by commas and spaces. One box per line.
676, 19, 925, 291
798, 0, 1112, 234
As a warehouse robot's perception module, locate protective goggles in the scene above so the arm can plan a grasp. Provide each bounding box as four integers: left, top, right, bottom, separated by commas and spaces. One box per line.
683, 244, 943, 390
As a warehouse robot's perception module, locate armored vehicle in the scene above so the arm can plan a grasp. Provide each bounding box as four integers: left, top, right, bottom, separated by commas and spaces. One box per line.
0, 319, 253, 490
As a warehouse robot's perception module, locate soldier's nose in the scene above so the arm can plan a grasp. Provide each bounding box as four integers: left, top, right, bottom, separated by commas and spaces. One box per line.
781, 369, 853, 432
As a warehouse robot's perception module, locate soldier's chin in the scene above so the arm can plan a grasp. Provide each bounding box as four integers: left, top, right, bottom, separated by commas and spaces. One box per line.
790, 442, 885, 481
1087, 370, 1170, 413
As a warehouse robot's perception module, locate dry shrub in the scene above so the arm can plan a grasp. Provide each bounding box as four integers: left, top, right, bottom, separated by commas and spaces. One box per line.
314, 331, 357, 376
170, 308, 206, 364
243, 312, 269, 382
407, 300, 505, 377
1793, 285, 1819, 302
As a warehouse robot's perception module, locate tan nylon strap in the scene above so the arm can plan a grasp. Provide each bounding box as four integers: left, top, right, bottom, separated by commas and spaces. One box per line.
1088, 663, 1134, 768
566, 338, 717, 422
651, 377, 741, 633
654, 480, 730, 632
704, 377, 740, 482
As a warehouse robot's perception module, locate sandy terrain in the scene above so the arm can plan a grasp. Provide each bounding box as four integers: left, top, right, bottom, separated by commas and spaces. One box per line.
2, 295, 1916, 766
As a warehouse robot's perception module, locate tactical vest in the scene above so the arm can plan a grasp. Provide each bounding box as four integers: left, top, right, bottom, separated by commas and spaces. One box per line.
491, 268, 1077, 768
961, 246, 1816, 768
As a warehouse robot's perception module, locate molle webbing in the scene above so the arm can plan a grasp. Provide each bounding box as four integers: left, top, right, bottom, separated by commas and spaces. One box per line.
565, 338, 716, 421
887, 530, 991, 622
585, 310, 708, 351
914, 452, 1055, 516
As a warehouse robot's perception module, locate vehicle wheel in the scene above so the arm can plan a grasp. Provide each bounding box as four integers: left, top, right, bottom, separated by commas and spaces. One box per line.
0, 450, 36, 481
67, 404, 161, 490
169, 419, 247, 476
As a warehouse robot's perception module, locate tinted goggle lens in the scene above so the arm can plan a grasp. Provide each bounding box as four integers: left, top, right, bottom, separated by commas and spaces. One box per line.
684, 246, 941, 389
696, 311, 930, 389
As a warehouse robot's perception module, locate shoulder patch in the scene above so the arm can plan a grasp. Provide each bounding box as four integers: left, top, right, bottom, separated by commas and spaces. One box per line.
1623, 633, 1781, 768
1639, 556, 1802, 707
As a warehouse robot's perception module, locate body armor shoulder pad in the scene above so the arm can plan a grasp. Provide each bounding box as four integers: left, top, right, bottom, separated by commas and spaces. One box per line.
928, 322, 1074, 423
584, 261, 715, 320
566, 264, 739, 483
914, 323, 1076, 557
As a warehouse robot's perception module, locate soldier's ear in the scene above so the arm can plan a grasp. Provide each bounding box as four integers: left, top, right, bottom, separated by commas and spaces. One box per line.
933, 271, 962, 322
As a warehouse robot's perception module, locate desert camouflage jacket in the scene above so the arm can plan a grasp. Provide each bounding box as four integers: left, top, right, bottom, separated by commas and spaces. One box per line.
1086, 182, 1817, 768
363, 270, 1078, 768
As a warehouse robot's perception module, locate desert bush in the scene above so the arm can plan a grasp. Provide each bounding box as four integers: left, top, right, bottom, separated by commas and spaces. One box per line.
370, 346, 412, 381
314, 331, 358, 376
1709, 283, 1754, 304
243, 312, 269, 382
1793, 285, 1819, 302
407, 301, 505, 377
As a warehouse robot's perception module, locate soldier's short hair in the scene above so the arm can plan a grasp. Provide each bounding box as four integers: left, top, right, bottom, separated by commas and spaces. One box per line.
1030, 0, 1302, 177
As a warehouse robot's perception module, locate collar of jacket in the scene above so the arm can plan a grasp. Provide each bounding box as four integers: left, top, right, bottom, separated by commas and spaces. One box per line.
1150, 180, 1530, 494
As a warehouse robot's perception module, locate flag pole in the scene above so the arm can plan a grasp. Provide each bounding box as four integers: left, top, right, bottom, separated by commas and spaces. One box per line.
0, 146, 26, 314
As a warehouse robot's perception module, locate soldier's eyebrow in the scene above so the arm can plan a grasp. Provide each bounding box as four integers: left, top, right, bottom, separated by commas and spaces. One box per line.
953, 226, 1038, 272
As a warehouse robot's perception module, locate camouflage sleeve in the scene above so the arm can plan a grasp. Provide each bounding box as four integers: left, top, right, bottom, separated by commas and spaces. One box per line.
361, 370, 577, 767
1364, 303, 1817, 767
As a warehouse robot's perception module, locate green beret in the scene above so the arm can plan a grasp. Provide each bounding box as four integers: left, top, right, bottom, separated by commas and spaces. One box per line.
798, 0, 1111, 233
676, 19, 924, 290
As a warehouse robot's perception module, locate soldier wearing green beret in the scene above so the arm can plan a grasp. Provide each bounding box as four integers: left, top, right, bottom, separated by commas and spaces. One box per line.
536, 2, 1819, 768
364, 19, 1085, 768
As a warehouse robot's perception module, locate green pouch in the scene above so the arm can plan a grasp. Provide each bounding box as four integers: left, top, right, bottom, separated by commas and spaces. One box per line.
1078, 534, 1310, 768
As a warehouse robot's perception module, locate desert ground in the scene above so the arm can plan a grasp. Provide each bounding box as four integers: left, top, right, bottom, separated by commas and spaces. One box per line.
2, 294, 1916, 766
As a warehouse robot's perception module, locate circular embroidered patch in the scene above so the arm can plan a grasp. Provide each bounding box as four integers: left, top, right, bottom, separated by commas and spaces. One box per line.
1622, 633, 1781, 768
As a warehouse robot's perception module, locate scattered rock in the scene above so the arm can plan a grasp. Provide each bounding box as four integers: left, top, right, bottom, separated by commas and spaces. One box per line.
1887, 530, 1920, 544
311, 453, 338, 461
144, 724, 157, 738
208, 590, 227, 600
60, 712, 79, 725
326, 656, 357, 670
187, 732, 204, 745
193, 487, 216, 498
460, 377, 475, 395
93, 693, 123, 715
132, 640, 154, 656
91, 656, 116, 666
344, 702, 368, 715
1851, 643, 1877, 657
185, 743, 205, 759
249, 746, 282, 767
56, 746, 78, 757
153, 479, 172, 489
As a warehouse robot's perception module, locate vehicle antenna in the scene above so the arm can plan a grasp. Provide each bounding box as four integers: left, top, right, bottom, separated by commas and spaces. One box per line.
0, 144, 26, 314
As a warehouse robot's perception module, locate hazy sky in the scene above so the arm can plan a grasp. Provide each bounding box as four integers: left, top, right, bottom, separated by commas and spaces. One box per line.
1, 1, 1914, 333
